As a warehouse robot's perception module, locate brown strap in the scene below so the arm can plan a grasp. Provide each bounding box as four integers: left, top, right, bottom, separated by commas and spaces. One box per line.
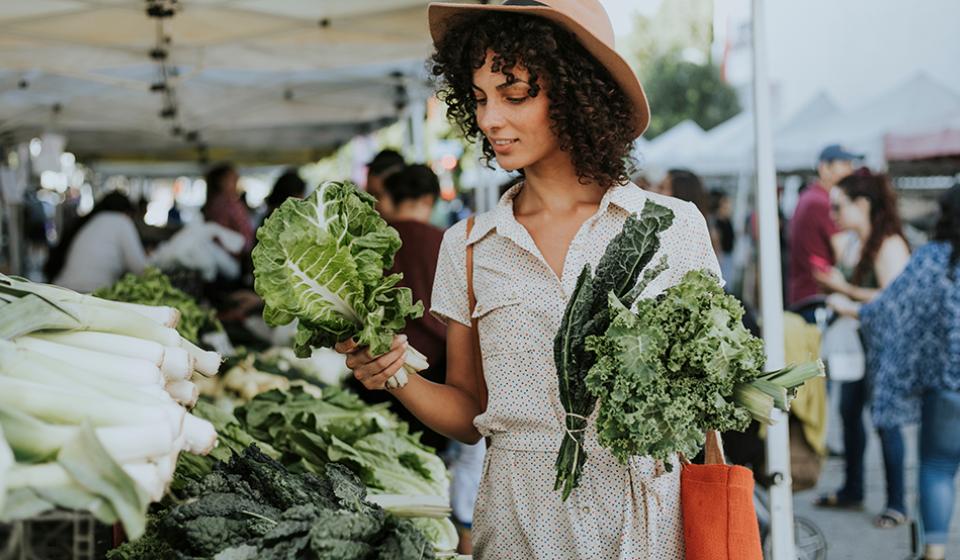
465, 216, 488, 413
703, 430, 727, 465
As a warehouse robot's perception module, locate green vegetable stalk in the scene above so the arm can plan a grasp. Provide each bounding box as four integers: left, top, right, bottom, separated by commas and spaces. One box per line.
553, 201, 675, 500
252, 181, 428, 388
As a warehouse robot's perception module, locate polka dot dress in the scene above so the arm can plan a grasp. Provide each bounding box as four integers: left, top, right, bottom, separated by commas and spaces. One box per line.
431, 183, 723, 560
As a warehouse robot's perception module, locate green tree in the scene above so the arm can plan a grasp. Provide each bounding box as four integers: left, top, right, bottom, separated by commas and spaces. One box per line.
641, 52, 741, 139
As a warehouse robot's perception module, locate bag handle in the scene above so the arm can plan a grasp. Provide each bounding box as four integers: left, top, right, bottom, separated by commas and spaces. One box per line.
681, 430, 727, 466
466, 216, 489, 413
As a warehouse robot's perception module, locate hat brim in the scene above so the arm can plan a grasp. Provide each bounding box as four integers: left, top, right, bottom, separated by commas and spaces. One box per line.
428, 2, 650, 138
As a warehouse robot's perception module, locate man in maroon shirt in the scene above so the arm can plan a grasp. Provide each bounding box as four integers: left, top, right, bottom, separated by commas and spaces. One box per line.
350, 163, 449, 451
787, 144, 861, 322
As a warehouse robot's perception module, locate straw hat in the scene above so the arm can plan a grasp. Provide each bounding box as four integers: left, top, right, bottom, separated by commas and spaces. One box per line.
428, 0, 650, 138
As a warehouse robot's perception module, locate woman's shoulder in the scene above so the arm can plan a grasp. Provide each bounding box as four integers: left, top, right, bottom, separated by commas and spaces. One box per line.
441, 209, 498, 247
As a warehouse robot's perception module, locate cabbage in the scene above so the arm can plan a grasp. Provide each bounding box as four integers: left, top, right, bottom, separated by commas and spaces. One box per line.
253, 181, 427, 377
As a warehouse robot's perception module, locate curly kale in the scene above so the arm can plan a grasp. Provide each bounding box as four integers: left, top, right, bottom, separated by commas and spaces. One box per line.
113, 446, 435, 560
585, 270, 763, 468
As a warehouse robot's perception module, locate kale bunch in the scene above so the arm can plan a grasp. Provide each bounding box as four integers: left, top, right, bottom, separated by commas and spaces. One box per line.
109, 446, 434, 560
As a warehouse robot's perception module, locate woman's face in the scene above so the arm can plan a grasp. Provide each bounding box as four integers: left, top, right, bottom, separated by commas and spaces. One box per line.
830, 189, 869, 231
472, 51, 559, 172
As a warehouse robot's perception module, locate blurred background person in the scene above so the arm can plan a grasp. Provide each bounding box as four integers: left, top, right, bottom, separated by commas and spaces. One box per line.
787, 144, 861, 322
814, 169, 911, 529
201, 162, 255, 253
364, 148, 405, 220
45, 191, 146, 293
841, 183, 960, 560
711, 188, 737, 285
262, 168, 307, 225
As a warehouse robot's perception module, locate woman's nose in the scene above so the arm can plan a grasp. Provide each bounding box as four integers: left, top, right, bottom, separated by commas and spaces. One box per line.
477, 102, 506, 134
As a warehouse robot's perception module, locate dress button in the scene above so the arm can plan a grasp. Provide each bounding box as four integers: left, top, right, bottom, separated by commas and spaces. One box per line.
581, 506, 590, 515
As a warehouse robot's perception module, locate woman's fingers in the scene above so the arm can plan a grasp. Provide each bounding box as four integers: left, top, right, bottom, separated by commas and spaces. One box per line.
334, 338, 358, 354
367, 352, 409, 390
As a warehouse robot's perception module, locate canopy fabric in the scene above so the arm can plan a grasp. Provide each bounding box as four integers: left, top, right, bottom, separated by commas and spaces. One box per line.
0, 0, 458, 163
885, 111, 960, 161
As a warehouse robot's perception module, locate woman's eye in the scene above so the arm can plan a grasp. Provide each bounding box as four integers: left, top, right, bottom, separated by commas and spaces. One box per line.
474, 98, 487, 106
506, 96, 527, 105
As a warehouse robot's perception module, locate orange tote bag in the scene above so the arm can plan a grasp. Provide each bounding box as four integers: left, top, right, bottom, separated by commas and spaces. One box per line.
681, 430, 763, 560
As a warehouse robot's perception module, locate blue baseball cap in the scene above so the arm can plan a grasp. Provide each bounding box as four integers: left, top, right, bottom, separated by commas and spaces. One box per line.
819, 144, 864, 163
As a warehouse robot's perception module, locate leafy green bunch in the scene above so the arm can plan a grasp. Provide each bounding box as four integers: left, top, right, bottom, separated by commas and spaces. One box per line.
252, 181, 423, 359
95, 267, 221, 344
586, 270, 765, 466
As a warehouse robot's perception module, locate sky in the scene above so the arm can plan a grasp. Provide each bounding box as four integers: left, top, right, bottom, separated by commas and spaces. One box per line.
600, 0, 662, 37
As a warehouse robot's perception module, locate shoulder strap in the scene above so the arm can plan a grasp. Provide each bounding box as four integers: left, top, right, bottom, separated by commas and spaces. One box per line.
465, 216, 488, 413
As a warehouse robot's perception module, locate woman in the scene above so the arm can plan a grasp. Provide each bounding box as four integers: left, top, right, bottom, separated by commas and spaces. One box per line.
337, 2, 719, 558
46, 191, 147, 293
831, 184, 960, 560
201, 163, 255, 252
813, 169, 911, 528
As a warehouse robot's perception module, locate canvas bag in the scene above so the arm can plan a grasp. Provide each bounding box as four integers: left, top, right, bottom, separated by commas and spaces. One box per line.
681, 431, 763, 560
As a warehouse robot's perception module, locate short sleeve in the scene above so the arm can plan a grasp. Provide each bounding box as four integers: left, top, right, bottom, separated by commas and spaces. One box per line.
430, 220, 471, 327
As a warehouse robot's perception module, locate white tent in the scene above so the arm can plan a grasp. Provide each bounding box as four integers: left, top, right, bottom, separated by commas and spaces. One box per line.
775, 73, 960, 170
679, 92, 841, 176
640, 119, 706, 171
0, 0, 445, 163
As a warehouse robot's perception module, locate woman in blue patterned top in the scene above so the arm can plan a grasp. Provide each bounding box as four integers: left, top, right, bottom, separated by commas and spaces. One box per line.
830, 184, 960, 560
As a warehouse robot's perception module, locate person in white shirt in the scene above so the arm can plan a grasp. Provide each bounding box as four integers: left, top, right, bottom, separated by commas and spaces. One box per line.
46, 191, 147, 293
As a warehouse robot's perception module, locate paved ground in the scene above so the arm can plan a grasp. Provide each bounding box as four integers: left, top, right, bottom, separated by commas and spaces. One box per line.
788, 418, 960, 560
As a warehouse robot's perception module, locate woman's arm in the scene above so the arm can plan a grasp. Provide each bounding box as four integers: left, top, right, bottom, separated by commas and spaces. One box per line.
337, 321, 483, 444
874, 235, 910, 290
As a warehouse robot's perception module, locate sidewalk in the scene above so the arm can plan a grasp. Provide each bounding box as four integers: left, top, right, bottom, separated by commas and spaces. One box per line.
791, 424, 960, 559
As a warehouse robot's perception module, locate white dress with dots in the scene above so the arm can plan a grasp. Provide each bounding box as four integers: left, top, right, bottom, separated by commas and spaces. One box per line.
431, 182, 722, 560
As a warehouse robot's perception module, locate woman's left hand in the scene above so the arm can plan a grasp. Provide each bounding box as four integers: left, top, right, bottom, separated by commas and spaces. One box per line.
814, 266, 850, 295
826, 293, 860, 318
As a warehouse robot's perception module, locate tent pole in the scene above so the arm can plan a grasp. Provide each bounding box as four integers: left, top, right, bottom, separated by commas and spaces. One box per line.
751, 0, 796, 558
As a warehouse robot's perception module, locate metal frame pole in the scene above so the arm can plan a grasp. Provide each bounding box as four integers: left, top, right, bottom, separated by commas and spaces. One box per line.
751, 0, 797, 557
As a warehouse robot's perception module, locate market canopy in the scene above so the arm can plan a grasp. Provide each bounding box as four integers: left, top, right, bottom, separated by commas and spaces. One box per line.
0, 0, 454, 164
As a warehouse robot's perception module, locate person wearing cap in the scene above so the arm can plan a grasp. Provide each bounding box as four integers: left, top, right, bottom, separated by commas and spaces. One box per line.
786, 144, 863, 321
365, 148, 405, 220
337, 2, 720, 557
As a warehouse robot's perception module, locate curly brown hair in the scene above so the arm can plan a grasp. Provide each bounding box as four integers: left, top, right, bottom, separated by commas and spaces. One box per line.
430, 12, 637, 189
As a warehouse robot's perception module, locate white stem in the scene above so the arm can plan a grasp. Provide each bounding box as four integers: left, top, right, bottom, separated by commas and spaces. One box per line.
122, 462, 165, 501
160, 347, 192, 381
7, 463, 73, 488
164, 380, 198, 408
181, 414, 217, 455
404, 345, 429, 372
30, 331, 165, 366
15, 336, 163, 386
180, 339, 221, 376
96, 424, 175, 464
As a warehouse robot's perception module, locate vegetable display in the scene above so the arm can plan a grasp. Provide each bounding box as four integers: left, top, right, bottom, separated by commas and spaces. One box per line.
0, 274, 222, 538
94, 267, 222, 344
552, 205, 824, 500
108, 446, 437, 560
252, 180, 427, 388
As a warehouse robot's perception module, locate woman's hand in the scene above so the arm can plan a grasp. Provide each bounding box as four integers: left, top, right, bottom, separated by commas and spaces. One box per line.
335, 335, 408, 390
826, 293, 861, 319
814, 266, 850, 295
